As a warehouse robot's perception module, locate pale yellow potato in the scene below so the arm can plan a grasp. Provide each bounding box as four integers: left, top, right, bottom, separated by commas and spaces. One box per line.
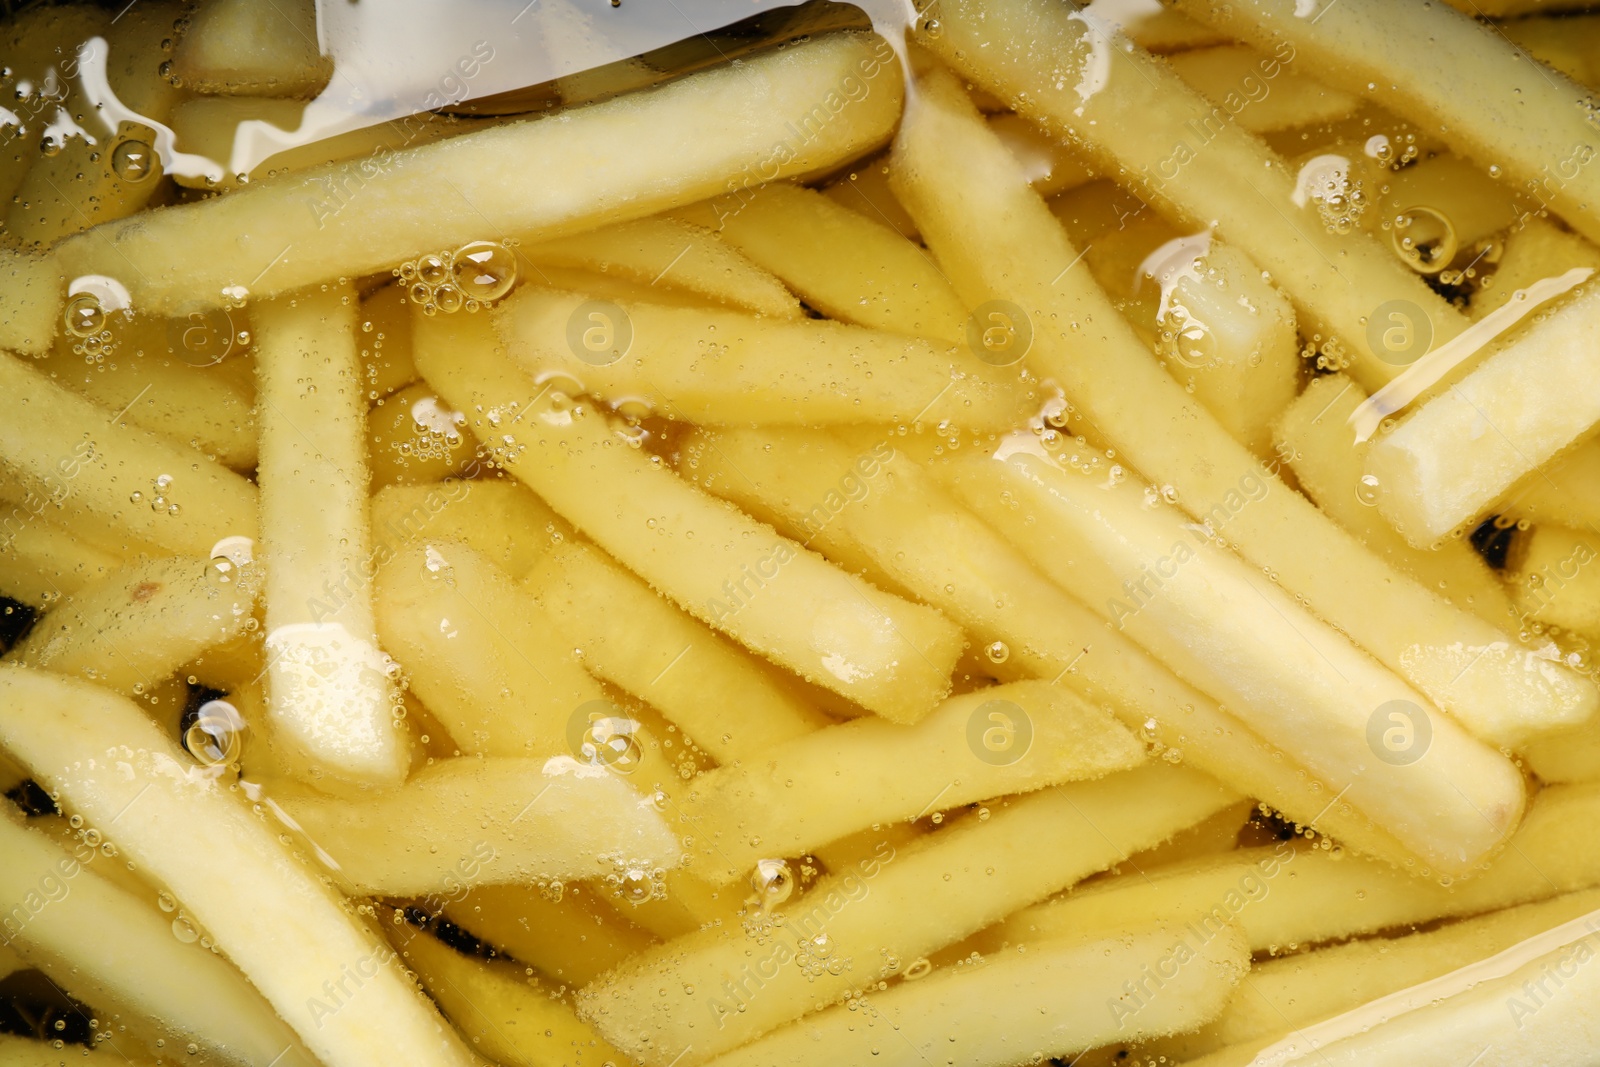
0, 4, 111, 212
394, 919, 630, 1067
688, 424, 1424, 869
1371, 152, 1523, 251
988, 112, 1098, 196
518, 262, 723, 311
1116, 3, 1232, 52
520, 217, 802, 319
0, 510, 119, 599
1275, 374, 1514, 624
821, 150, 921, 241
55, 32, 905, 316
889, 58, 1595, 751
1175, 0, 1600, 252
13, 555, 255, 696
267, 757, 680, 897
0, 354, 258, 555
675, 182, 969, 341
683, 680, 1143, 883
0, 666, 478, 1067
370, 479, 548, 581
702, 921, 1249, 1067
1498, 434, 1600, 533
0, 1035, 163, 1067
1368, 284, 1600, 546
1471, 218, 1600, 321
920, 0, 1466, 392
1507, 524, 1600, 641
1126, 886, 1600, 1064
577, 764, 1239, 1066
373, 540, 604, 760
367, 380, 478, 488
1167, 43, 1360, 133
948, 447, 1525, 874
0, 252, 64, 358
170, 0, 331, 96
358, 282, 420, 399
0, 808, 315, 1067
439, 883, 657, 988
256, 284, 406, 787
1502, 13, 1600, 88
1523, 717, 1600, 785
493, 286, 1033, 430
413, 312, 963, 724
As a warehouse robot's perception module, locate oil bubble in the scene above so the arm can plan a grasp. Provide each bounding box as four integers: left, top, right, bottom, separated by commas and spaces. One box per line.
110, 139, 154, 182
451, 241, 517, 302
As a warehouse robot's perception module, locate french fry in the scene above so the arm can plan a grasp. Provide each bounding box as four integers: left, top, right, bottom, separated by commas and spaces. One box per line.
0, 511, 119, 600
1366, 284, 1600, 546
267, 756, 682, 897
12, 556, 256, 697
1167, 44, 1360, 133
1502, 13, 1600, 89
493, 287, 1033, 430
687, 424, 1425, 869
358, 283, 420, 399
0, 252, 64, 359
394, 919, 631, 1067
820, 151, 921, 241
683, 680, 1143, 884
1274, 374, 1515, 625
56, 32, 905, 316
371, 479, 547, 581
1506, 523, 1600, 641
0, 666, 479, 1067
1497, 435, 1600, 534
413, 311, 964, 725
439, 883, 657, 988
0, 354, 258, 556
701, 921, 1249, 1067
517, 263, 722, 311
988, 112, 1097, 197
0, 807, 316, 1067
889, 57, 1596, 751
520, 217, 803, 319
170, 0, 331, 97
1174, 0, 1600, 251
1371, 152, 1523, 251
577, 764, 1239, 1066
256, 284, 407, 787
367, 381, 478, 488
674, 182, 969, 342
0, 1035, 163, 1067
0, 4, 110, 209
1471, 218, 1600, 321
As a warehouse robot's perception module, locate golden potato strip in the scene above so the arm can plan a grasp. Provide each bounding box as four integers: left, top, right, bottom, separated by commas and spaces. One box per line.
358, 283, 420, 399
988, 113, 1097, 197
1167, 44, 1359, 133
371, 479, 548, 581
1373, 152, 1522, 252
395, 921, 630, 1067
1502, 13, 1600, 88
0, 253, 63, 358
1498, 435, 1600, 533
1274, 374, 1514, 625
0, 1035, 162, 1066
688, 424, 1421, 868
367, 381, 478, 488
170, 0, 330, 97
0, 666, 478, 1067
1472, 218, 1600, 321
1367, 285, 1600, 546
703, 921, 1249, 1067
13, 556, 255, 696
439, 883, 656, 988
0, 5, 110, 210
889, 59, 1596, 750
578, 764, 1239, 1066
521, 217, 802, 319
1507, 524, 1600, 641
821, 151, 921, 241
413, 312, 963, 724
0, 808, 315, 1067
0, 512, 118, 599
0, 354, 258, 555
57, 32, 904, 316
373, 540, 604, 759
948, 447, 1524, 873
268, 757, 681, 897
675, 182, 969, 341
921, 0, 1464, 391
493, 286, 1031, 430
256, 284, 405, 786
1175, 0, 1600, 251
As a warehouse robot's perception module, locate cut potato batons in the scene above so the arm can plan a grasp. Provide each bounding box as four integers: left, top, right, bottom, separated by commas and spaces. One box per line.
437, 882, 656, 989
1166, 43, 1360, 133
171, 0, 329, 96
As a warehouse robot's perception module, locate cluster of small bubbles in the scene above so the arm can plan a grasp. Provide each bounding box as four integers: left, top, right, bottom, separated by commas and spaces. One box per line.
148, 473, 179, 515
1300, 333, 1351, 373
1386, 207, 1457, 274
395, 241, 517, 315
1365, 131, 1418, 169
604, 857, 665, 905
794, 933, 849, 980
984, 640, 1010, 664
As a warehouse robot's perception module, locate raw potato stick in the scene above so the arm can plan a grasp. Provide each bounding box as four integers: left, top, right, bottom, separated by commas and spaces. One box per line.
170, 0, 330, 96
0, 512, 119, 599
674, 182, 970, 342
682, 680, 1145, 883
439, 883, 657, 988
687, 425, 1423, 869
0, 1036, 163, 1067
887, 59, 1596, 750
12, 555, 256, 696
0, 666, 478, 1067
1173, 0, 1600, 250
412, 311, 963, 725
1506, 524, 1600, 641
988, 113, 1097, 197
1273, 374, 1514, 625
0, 354, 258, 555
493, 287, 1033, 431
577, 764, 1239, 1066
520, 217, 803, 319
0, 252, 65, 358
1165, 43, 1359, 133
256, 284, 407, 786
701, 921, 1249, 1067
366, 380, 479, 488
55, 32, 905, 316
266, 757, 681, 897
1367, 284, 1600, 545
